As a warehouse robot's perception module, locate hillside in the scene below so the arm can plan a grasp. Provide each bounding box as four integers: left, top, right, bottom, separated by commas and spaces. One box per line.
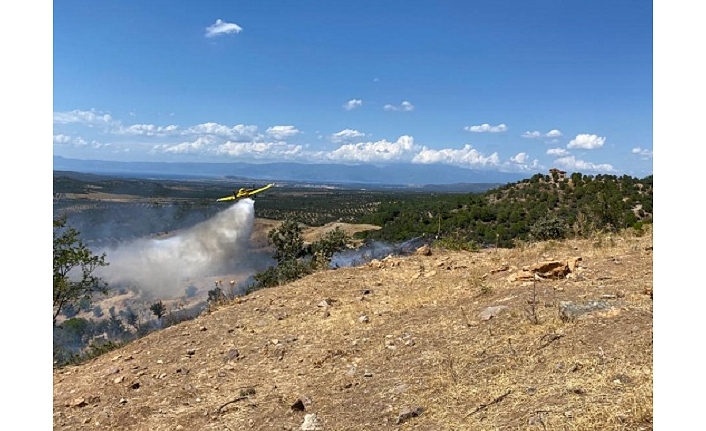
53, 227, 653, 430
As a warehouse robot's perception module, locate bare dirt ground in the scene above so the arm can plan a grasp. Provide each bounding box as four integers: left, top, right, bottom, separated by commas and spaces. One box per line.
53, 227, 653, 431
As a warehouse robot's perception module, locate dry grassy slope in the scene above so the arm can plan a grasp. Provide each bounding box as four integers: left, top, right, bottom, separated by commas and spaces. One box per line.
53, 228, 653, 431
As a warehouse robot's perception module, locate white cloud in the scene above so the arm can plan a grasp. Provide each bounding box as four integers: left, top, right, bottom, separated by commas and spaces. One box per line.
567, 133, 605, 149
215, 141, 303, 159
412, 144, 500, 167
547, 148, 569, 156
522, 129, 562, 139
186, 123, 260, 141
118, 124, 179, 136
504, 153, 540, 171
330, 129, 365, 143
53, 134, 71, 144
555, 155, 614, 172
383, 101, 414, 112
53, 109, 115, 125
205, 19, 243, 38
326, 135, 418, 162
632, 147, 653, 157
53, 134, 87, 147
464, 123, 507, 133
266, 125, 300, 140
157, 136, 216, 155
343, 99, 363, 110
510, 152, 529, 164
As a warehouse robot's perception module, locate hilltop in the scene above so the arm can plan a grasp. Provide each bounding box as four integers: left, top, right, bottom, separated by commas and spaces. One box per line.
53, 226, 653, 430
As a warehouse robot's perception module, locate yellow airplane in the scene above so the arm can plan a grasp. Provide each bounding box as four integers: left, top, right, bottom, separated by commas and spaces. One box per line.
216, 183, 274, 202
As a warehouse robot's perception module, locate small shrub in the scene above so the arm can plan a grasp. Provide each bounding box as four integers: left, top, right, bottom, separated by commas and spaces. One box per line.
530, 215, 568, 241
632, 221, 645, 237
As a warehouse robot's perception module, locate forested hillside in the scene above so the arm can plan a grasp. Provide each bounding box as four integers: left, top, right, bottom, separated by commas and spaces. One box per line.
360, 172, 653, 248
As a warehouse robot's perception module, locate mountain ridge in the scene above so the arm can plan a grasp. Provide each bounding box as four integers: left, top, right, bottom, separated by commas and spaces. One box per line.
53, 156, 528, 185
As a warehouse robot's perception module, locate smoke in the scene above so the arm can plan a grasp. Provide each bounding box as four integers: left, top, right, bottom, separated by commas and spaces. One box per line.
330, 236, 429, 268
95, 199, 266, 298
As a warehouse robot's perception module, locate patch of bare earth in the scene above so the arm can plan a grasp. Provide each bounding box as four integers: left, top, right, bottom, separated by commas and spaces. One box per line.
53, 228, 653, 430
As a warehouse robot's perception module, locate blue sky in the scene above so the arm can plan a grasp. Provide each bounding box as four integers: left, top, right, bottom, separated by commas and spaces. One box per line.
52, 0, 653, 177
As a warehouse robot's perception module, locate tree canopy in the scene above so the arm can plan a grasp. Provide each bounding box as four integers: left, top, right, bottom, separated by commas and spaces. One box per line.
53, 215, 109, 326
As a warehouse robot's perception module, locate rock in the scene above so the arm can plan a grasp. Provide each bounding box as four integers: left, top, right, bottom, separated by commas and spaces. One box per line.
69, 397, 87, 408
300, 413, 323, 430
478, 305, 509, 321
396, 406, 424, 425
223, 349, 240, 363
358, 315, 369, 324
416, 244, 432, 256
559, 300, 615, 322
291, 398, 306, 411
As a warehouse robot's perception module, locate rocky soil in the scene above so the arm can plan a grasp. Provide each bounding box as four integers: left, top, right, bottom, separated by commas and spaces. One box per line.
54, 227, 653, 430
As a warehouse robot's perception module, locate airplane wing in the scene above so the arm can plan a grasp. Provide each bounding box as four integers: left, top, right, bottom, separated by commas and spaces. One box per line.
216, 183, 274, 202
245, 183, 274, 196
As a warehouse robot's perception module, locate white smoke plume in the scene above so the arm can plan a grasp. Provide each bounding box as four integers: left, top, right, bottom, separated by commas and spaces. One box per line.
95, 199, 265, 298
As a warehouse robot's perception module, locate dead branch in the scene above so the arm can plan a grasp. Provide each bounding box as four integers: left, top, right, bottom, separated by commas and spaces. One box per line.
216, 385, 258, 412
466, 389, 512, 417
217, 396, 250, 413
537, 333, 565, 350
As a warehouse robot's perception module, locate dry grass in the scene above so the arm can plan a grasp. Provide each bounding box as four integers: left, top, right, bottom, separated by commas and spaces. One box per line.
53, 226, 653, 431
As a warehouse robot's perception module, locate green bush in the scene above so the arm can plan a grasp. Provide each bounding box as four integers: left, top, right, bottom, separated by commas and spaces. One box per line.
530, 215, 568, 241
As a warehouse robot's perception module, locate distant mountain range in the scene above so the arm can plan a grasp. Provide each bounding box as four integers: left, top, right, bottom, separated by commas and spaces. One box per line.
53, 156, 529, 186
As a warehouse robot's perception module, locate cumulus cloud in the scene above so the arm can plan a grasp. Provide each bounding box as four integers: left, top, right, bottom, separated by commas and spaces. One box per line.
53, 134, 88, 147
547, 148, 569, 156
632, 147, 653, 157
510, 152, 530, 164
383, 101, 414, 112
343, 99, 363, 110
326, 135, 418, 162
522, 129, 563, 139
118, 124, 179, 136
53, 134, 72, 144
186, 123, 260, 141
555, 155, 613, 172
567, 133, 605, 149
412, 144, 500, 167
216, 141, 303, 159
53, 109, 115, 125
505, 153, 540, 171
157, 136, 216, 155
205, 19, 243, 38
266, 125, 300, 140
330, 129, 365, 143
464, 123, 508, 133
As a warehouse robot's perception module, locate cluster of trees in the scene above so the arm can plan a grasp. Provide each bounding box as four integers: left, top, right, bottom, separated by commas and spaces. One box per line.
250, 219, 350, 290
358, 173, 652, 247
